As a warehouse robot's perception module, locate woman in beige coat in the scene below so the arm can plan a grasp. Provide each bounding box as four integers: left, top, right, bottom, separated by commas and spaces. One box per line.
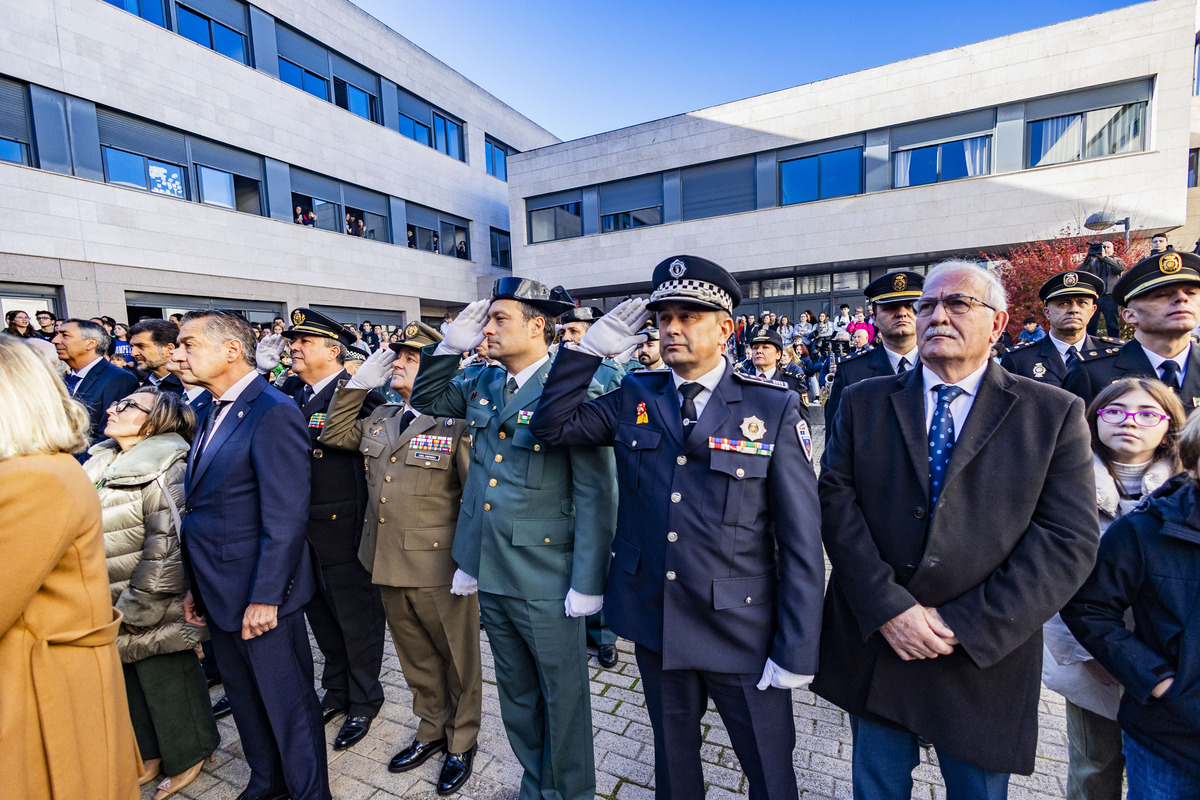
0, 335, 142, 800
85, 387, 219, 799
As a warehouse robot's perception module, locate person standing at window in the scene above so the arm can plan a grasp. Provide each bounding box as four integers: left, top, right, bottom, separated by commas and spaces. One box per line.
5, 309, 37, 338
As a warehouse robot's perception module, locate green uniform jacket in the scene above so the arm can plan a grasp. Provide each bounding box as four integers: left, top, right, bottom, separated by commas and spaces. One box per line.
410, 347, 617, 600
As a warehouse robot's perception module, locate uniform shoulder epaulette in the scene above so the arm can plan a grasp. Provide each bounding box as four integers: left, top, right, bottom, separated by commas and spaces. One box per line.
732, 372, 789, 389
840, 348, 873, 363
1080, 346, 1120, 360
1008, 341, 1032, 351
624, 367, 671, 380
1095, 336, 1126, 345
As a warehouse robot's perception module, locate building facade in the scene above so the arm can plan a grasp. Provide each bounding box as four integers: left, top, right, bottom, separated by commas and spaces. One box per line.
508, 0, 1200, 321
0, 0, 556, 329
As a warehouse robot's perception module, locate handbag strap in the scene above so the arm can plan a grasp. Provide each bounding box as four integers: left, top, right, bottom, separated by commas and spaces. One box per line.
155, 475, 183, 536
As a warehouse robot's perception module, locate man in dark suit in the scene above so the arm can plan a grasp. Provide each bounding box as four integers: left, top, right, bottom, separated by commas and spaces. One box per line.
1001, 270, 1120, 388
52, 318, 138, 458
1066, 249, 1200, 414
281, 308, 387, 751
172, 309, 329, 800
128, 318, 185, 394
815, 261, 1099, 797
531, 256, 825, 800
825, 271, 923, 429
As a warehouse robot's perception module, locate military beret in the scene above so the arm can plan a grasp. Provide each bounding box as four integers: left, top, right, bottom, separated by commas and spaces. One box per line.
559, 306, 604, 324
865, 271, 923, 305
1039, 270, 1103, 302
749, 329, 784, 351
647, 255, 742, 314
1112, 247, 1200, 307
492, 277, 576, 316
284, 308, 357, 348
390, 320, 443, 352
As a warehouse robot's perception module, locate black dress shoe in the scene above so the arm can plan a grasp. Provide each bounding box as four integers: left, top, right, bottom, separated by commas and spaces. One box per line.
597, 644, 619, 669
321, 707, 346, 725
333, 715, 372, 751
212, 695, 232, 719
388, 738, 447, 773
436, 746, 476, 796
234, 790, 289, 800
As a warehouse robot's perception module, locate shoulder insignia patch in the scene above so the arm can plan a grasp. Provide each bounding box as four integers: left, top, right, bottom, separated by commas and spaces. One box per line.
796, 421, 812, 463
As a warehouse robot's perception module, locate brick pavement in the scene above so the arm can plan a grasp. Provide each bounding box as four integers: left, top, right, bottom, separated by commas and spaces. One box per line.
146, 419, 1077, 800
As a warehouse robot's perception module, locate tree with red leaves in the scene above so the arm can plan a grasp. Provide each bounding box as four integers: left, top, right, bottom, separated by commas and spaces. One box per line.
983, 226, 1148, 341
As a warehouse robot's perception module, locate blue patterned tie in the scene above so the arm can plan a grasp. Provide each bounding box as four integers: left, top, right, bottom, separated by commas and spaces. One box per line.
64, 372, 81, 394
928, 385, 964, 508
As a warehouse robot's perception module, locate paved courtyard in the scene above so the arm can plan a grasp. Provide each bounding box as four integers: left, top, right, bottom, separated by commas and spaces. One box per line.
147, 420, 1080, 800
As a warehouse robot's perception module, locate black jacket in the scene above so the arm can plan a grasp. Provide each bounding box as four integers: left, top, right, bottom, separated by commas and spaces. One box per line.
1064, 339, 1200, 414
1062, 475, 1200, 773
1000, 334, 1120, 389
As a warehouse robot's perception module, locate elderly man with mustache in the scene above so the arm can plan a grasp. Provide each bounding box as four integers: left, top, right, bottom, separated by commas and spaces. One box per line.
815, 260, 1100, 800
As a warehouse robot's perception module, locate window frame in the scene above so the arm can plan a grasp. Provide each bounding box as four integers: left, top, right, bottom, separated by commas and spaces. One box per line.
1026, 101, 1146, 169
892, 135, 992, 188
779, 146, 864, 206
175, 3, 247, 64
528, 202, 583, 244
101, 145, 188, 199
434, 113, 464, 162
485, 137, 513, 180
0, 137, 26, 166
490, 228, 512, 269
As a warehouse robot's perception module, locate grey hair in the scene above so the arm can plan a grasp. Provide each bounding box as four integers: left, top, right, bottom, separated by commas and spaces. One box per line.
332, 341, 348, 365
181, 309, 257, 367
924, 260, 1008, 313
64, 318, 112, 355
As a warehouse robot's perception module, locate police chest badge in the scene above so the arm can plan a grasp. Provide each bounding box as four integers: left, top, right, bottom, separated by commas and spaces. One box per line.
636, 402, 649, 424
1032, 363, 1046, 378
740, 416, 766, 441
796, 420, 813, 463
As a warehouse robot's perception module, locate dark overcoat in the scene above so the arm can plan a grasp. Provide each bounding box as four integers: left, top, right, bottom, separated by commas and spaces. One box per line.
824, 344, 897, 428
813, 362, 1099, 774
1064, 339, 1200, 413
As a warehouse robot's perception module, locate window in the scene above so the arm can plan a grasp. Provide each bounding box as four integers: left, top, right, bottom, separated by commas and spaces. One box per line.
1028, 102, 1145, 168
833, 271, 869, 292
1190, 149, 1199, 189
292, 193, 340, 232
344, 206, 387, 241
434, 113, 463, 161
0, 138, 25, 166
797, 274, 832, 295
528, 203, 582, 243
198, 165, 260, 214
407, 224, 437, 251
490, 228, 512, 269
780, 147, 863, 205
762, 278, 796, 298
486, 138, 512, 180
278, 58, 327, 101
102, 0, 165, 26
399, 114, 431, 146
743, 281, 760, 300
176, 5, 246, 64
894, 136, 991, 187
334, 79, 376, 122
103, 146, 185, 198
601, 207, 662, 232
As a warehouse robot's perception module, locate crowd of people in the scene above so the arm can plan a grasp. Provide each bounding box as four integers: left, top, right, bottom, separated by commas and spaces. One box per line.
3, 243, 1200, 800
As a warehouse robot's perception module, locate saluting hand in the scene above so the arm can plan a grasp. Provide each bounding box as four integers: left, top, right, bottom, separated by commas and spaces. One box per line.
438, 299, 490, 355
347, 347, 397, 390
255, 334, 286, 374
880, 604, 956, 660
576, 298, 652, 358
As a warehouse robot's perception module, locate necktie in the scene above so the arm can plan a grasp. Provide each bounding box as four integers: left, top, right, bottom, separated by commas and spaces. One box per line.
299, 384, 314, 406
1160, 360, 1182, 390
195, 400, 228, 461
896, 357, 909, 374
399, 409, 416, 433
928, 385, 964, 508
1065, 345, 1079, 367
64, 372, 81, 394
503, 377, 518, 405
679, 382, 704, 425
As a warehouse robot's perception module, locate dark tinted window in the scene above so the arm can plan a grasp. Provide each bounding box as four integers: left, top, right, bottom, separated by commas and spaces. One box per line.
279, 58, 303, 89
176, 5, 211, 48
0, 138, 24, 165
104, 147, 149, 189
211, 22, 245, 63
820, 147, 862, 199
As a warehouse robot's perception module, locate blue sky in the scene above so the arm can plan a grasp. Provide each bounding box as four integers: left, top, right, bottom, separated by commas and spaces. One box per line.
349, 0, 1144, 142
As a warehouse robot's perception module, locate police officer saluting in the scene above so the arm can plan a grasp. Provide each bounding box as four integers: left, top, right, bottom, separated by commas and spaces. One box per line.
282, 308, 387, 750
557, 306, 625, 392
531, 255, 824, 800
1065, 248, 1200, 412
318, 321, 481, 796
825, 270, 923, 428
1001, 269, 1118, 386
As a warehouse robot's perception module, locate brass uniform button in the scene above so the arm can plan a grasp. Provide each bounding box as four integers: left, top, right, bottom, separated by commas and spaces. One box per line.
499, 431, 507, 439
379, 517, 386, 524
433, 542, 439, 548
483, 503, 492, 511
543, 537, 550, 543
385, 476, 392, 483
735, 468, 745, 478
390, 456, 397, 463
667, 532, 677, 542
331, 514, 337, 520
489, 478, 498, 487
495, 454, 503, 462
666, 571, 677, 581
380, 497, 387, 504
534, 444, 541, 451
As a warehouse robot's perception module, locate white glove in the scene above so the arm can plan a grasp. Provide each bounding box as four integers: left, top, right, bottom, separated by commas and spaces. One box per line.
756, 658, 813, 691
564, 588, 604, 618
616, 343, 640, 364
575, 298, 652, 358
450, 568, 478, 596
347, 348, 397, 390
255, 334, 286, 374
434, 299, 490, 355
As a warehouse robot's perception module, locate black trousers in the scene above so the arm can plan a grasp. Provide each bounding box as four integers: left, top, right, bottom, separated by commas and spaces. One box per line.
124, 649, 220, 775
635, 644, 798, 800
1088, 295, 1120, 337
305, 558, 386, 717
208, 611, 330, 800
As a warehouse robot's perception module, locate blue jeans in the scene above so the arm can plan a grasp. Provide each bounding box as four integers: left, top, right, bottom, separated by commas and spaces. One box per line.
849, 716, 1010, 800
1125, 732, 1200, 800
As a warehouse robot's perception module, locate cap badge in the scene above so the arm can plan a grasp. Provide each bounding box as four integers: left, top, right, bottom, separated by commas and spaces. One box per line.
1063, 272, 1078, 287
405, 322, 419, 338
1161, 253, 1183, 274
1032, 363, 1046, 378
668, 259, 687, 278
291, 310, 306, 326
893, 274, 907, 291
740, 415, 766, 442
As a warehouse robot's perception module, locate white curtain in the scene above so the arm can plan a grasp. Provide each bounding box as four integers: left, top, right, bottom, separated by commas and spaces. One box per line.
1036, 115, 1081, 166
962, 137, 990, 177
893, 150, 912, 188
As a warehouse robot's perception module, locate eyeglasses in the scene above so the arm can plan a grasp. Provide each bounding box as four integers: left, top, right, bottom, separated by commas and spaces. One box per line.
108, 399, 152, 415
1097, 407, 1170, 427
913, 295, 996, 317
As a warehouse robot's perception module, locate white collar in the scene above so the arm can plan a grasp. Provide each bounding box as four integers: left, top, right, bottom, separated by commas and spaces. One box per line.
673, 359, 726, 393
1139, 341, 1189, 373
883, 345, 918, 372
508, 354, 549, 390
215, 368, 261, 404
305, 369, 341, 397
921, 360, 989, 398
71, 354, 105, 379
1048, 333, 1086, 360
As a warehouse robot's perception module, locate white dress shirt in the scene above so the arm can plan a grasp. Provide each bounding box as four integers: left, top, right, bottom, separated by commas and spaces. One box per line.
672, 359, 727, 421
1048, 333, 1086, 364
1140, 343, 1188, 384
921, 361, 990, 434
507, 355, 549, 391
67, 354, 105, 395
884, 346, 918, 373
202, 369, 261, 448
